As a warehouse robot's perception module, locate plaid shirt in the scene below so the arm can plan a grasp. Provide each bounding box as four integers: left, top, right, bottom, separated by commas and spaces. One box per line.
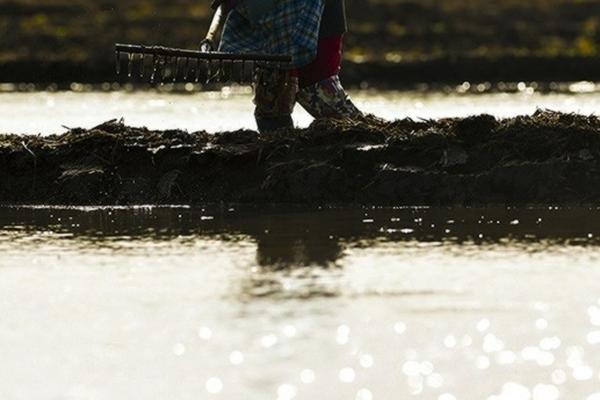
218, 0, 325, 68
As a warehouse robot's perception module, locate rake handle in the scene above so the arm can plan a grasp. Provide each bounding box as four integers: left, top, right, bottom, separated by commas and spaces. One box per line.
115, 43, 292, 63
205, 4, 225, 45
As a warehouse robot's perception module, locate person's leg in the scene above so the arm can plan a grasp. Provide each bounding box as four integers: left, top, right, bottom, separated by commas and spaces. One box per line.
297, 74, 362, 119
254, 67, 298, 133
296, 35, 362, 119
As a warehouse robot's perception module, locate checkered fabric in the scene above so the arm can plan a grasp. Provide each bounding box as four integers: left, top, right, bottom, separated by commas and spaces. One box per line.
218, 0, 325, 68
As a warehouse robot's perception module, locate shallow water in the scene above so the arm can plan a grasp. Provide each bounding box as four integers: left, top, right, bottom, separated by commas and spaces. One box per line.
3, 85, 600, 134
2, 206, 600, 399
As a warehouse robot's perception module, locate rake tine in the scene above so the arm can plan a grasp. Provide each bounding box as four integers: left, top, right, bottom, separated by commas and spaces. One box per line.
127, 53, 134, 78
157, 56, 164, 84
212, 60, 219, 83
157, 56, 163, 83
238, 60, 245, 84
226, 59, 231, 82
164, 56, 171, 82
160, 56, 169, 83
150, 55, 158, 83
206, 60, 212, 84
217, 59, 223, 83
169, 56, 175, 82
172, 57, 180, 83
183, 57, 191, 81
245, 60, 252, 83
139, 53, 145, 79
214, 60, 220, 82
115, 51, 122, 76
195, 57, 202, 83
253, 61, 259, 82
164, 56, 171, 83
174, 57, 180, 82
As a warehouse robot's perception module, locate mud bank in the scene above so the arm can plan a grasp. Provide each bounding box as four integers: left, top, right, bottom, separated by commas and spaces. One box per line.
2, 111, 600, 206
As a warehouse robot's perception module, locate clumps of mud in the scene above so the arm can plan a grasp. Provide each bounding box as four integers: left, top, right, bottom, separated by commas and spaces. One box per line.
2, 110, 600, 205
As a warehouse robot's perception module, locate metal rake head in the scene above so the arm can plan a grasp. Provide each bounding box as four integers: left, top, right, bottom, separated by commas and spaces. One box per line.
115, 43, 292, 85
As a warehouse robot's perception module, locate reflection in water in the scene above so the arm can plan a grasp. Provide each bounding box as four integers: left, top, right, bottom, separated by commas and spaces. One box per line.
255, 230, 342, 269
249, 213, 346, 297
3, 205, 600, 301
3, 206, 600, 399
3, 205, 600, 263
3, 205, 600, 302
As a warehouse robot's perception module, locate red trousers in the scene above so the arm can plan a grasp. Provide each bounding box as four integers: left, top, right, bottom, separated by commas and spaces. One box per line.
292, 35, 343, 89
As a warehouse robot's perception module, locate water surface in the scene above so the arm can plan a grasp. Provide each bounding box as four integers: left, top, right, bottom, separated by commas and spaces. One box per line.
3, 85, 600, 134
2, 206, 600, 399
3, 84, 600, 399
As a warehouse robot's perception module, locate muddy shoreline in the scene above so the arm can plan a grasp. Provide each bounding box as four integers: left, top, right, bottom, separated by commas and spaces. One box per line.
2, 111, 600, 206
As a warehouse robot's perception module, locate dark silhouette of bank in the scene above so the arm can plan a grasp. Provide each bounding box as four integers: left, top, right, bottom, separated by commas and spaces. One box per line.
2, 111, 600, 206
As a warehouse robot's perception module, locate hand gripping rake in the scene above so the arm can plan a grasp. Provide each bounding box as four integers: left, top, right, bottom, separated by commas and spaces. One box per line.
115, 43, 292, 84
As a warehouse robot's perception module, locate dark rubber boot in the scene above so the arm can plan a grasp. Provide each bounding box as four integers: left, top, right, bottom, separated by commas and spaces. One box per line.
255, 115, 294, 133
253, 67, 298, 134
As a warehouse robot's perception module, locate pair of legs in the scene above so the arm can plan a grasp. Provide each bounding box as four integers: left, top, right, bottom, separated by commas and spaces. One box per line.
254, 35, 362, 133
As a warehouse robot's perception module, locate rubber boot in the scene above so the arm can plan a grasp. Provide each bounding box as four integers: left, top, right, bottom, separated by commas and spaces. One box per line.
296, 75, 362, 119
255, 115, 294, 133
253, 67, 298, 133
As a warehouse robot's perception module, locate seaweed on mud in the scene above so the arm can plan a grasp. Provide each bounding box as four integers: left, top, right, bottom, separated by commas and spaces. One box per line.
2, 110, 600, 205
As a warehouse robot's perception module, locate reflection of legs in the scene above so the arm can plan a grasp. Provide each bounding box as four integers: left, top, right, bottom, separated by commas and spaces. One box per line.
297, 75, 362, 119
254, 68, 298, 133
